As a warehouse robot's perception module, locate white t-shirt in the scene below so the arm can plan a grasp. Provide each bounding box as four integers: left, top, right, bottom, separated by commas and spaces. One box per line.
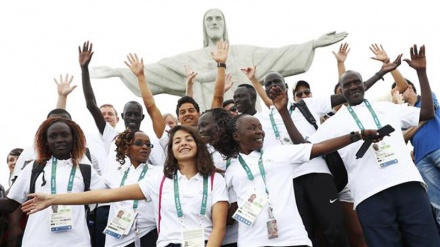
225, 145, 313, 247
7, 158, 105, 247
103, 163, 157, 247
138, 168, 229, 247
311, 101, 425, 208
255, 96, 332, 178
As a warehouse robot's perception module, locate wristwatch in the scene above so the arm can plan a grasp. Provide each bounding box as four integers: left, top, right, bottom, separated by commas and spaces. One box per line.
350, 131, 362, 143
217, 63, 226, 69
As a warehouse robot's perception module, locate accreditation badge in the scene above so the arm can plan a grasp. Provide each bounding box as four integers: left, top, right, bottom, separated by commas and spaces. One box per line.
371, 141, 398, 168
182, 228, 205, 247
232, 192, 267, 226
103, 208, 137, 239
50, 205, 73, 232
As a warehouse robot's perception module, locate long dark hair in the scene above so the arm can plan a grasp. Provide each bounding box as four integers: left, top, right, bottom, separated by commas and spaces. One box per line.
163, 125, 215, 178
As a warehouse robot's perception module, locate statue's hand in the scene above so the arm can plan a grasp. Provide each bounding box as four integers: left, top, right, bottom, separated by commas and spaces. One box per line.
314, 31, 348, 49
90, 66, 121, 78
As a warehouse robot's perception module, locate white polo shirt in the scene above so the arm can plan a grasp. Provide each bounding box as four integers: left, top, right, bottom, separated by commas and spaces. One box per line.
311, 101, 425, 208
104, 163, 157, 247
138, 168, 228, 247
255, 96, 332, 178
225, 145, 313, 247
8, 158, 105, 247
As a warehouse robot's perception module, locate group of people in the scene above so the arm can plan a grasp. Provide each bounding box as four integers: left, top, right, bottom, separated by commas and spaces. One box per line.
1, 10, 440, 247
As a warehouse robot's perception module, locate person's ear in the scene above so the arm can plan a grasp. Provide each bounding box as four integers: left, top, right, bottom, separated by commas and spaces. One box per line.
141, 114, 145, 120
232, 132, 240, 142
121, 113, 125, 119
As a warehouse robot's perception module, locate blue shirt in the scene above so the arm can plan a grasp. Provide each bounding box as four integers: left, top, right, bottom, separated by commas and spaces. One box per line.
412, 92, 440, 163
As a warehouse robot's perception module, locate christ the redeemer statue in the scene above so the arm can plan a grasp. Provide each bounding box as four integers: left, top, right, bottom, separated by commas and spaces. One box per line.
90, 9, 347, 110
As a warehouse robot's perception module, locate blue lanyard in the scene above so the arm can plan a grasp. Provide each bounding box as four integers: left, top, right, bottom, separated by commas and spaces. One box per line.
120, 164, 149, 209
347, 99, 382, 130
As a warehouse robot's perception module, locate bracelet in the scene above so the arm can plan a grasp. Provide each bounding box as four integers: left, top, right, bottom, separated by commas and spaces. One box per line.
361, 130, 366, 140
217, 63, 226, 69
375, 72, 384, 81
350, 131, 362, 143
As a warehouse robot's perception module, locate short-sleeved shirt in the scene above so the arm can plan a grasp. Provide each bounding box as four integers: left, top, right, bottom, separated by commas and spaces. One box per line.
311, 101, 425, 208
225, 144, 313, 246
138, 168, 228, 247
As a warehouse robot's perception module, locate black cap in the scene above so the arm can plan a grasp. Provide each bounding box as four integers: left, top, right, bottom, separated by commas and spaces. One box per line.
293, 80, 310, 93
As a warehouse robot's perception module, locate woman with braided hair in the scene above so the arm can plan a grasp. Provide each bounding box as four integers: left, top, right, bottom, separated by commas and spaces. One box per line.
0, 117, 105, 247
103, 128, 158, 247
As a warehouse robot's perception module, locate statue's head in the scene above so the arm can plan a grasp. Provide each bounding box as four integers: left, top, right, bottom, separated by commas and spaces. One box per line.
203, 9, 229, 47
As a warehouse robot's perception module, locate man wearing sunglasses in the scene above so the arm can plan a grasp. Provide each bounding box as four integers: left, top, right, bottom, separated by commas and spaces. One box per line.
293, 80, 313, 102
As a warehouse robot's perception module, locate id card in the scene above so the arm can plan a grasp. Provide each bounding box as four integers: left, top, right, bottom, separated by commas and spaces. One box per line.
103, 208, 137, 239
267, 219, 279, 239
50, 205, 73, 232
182, 228, 204, 247
371, 141, 398, 168
232, 192, 267, 226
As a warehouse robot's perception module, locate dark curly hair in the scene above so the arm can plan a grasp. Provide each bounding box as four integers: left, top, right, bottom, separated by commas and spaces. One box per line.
201, 108, 235, 159
163, 125, 215, 178
34, 118, 86, 167
221, 114, 250, 159
114, 129, 146, 166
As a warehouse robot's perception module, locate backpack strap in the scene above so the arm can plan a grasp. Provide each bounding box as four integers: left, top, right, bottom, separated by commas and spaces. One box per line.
29, 161, 46, 194
78, 164, 91, 192
211, 172, 215, 192
84, 148, 92, 163
157, 175, 167, 233
295, 99, 318, 130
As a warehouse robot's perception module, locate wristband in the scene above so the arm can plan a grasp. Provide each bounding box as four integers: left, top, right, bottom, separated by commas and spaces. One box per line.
350, 131, 362, 143
217, 63, 226, 69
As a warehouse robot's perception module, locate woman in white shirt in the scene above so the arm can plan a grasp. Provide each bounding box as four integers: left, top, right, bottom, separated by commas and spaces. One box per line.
24, 125, 229, 247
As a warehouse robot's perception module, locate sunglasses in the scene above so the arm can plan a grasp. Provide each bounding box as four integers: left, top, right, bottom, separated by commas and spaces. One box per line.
295, 89, 311, 98
229, 105, 237, 112
132, 140, 154, 148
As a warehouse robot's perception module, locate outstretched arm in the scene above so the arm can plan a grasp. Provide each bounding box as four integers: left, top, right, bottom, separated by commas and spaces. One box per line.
22, 184, 144, 215
404, 45, 434, 121
79, 41, 107, 134
125, 53, 166, 138
242, 66, 273, 109
313, 31, 348, 49
370, 44, 408, 93
210, 41, 229, 109
310, 130, 380, 159
55, 74, 76, 109
184, 64, 198, 97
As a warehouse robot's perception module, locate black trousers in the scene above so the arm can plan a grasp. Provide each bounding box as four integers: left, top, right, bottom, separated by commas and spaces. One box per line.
293, 173, 349, 247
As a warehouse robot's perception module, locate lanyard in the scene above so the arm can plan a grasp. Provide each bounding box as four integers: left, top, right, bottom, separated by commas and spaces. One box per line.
173, 173, 208, 218
120, 164, 149, 209
347, 99, 382, 130
50, 157, 76, 195
238, 151, 269, 195
269, 105, 294, 141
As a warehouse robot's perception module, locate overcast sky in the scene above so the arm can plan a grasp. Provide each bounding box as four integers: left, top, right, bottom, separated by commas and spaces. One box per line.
1, 0, 439, 186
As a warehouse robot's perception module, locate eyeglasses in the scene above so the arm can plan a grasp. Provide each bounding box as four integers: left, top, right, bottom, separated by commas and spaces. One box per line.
295, 89, 311, 98
132, 141, 154, 148
229, 105, 237, 112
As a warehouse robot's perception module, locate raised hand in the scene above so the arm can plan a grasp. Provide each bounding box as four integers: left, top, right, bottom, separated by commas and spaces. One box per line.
224, 73, 234, 92
210, 41, 229, 63
314, 31, 348, 48
184, 64, 198, 83
124, 53, 144, 77
391, 90, 404, 104
22, 193, 52, 215
332, 43, 350, 63
404, 45, 426, 71
78, 41, 94, 67
54, 74, 76, 97
380, 54, 402, 73
269, 85, 289, 111
370, 44, 390, 63
241, 66, 256, 80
